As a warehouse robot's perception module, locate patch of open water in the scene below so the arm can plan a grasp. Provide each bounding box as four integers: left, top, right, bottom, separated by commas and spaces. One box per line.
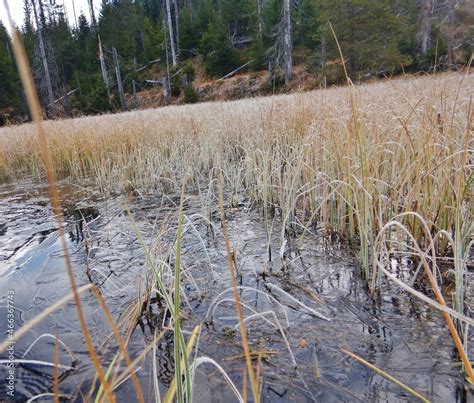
0, 180, 472, 402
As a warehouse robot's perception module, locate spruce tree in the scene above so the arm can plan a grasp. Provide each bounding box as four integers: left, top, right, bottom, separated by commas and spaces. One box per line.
199, 11, 239, 77
319, 0, 408, 74
0, 23, 24, 124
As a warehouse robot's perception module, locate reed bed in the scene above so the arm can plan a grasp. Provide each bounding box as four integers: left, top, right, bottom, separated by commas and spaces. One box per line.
1, 72, 472, 262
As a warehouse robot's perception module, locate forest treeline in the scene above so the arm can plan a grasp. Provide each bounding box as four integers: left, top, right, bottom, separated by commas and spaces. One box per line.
0, 0, 473, 124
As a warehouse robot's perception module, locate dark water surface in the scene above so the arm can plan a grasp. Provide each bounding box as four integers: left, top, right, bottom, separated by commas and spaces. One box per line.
0, 180, 472, 402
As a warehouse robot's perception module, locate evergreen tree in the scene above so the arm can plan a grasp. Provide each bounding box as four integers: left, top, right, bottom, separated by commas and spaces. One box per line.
199, 11, 239, 77
49, 9, 75, 83
22, 0, 36, 55
393, 0, 419, 70
319, 0, 408, 74
250, 35, 267, 70
221, 0, 253, 41
143, 17, 164, 62
141, 0, 163, 24
99, 0, 141, 62
294, 0, 320, 49
0, 23, 24, 124
179, 4, 198, 57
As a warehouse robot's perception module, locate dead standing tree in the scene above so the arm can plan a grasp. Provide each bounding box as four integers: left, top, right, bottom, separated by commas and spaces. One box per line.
257, 0, 264, 38
445, 0, 457, 65
266, 0, 293, 85
31, 0, 56, 116
165, 0, 178, 67
161, 17, 172, 103
98, 35, 111, 102
420, 0, 433, 56
283, 0, 292, 84
88, 0, 97, 27
174, 0, 180, 57
112, 47, 127, 111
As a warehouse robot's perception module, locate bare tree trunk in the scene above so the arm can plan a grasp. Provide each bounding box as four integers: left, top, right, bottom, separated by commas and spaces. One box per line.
5, 40, 12, 62
162, 76, 171, 103
163, 18, 172, 103
283, 0, 292, 84
112, 47, 127, 111
71, 0, 78, 29
37, 0, 46, 27
32, 0, 55, 114
420, 0, 433, 56
165, 0, 178, 67
88, 0, 96, 27
61, 84, 73, 117
98, 35, 111, 102
257, 0, 263, 38
174, 0, 180, 57
446, 0, 456, 64
132, 80, 138, 109
320, 36, 326, 67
